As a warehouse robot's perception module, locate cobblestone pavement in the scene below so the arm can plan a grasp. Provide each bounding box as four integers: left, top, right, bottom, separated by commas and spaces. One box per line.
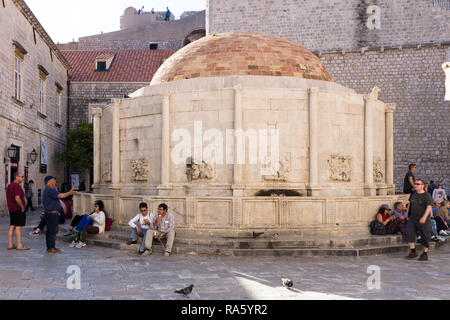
0, 210, 449, 300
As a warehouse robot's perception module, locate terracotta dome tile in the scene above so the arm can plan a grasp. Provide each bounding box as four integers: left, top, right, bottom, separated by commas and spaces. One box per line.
150, 32, 333, 85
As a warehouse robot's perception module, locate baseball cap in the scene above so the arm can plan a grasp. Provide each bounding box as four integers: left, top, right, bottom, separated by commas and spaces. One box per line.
380, 204, 391, 211
44, 176, 56, 184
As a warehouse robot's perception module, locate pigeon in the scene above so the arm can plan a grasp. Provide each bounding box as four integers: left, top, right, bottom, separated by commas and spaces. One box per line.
252, 232, 264, 239
282, 278, 293, 288
175, 284, 194, 296
273, 232, 279, 238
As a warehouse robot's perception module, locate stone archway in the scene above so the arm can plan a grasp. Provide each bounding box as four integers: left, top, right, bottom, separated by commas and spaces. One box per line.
183, 29, 206, 47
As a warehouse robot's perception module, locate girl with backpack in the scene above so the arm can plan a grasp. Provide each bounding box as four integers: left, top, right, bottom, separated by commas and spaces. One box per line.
70, 200, 106, 248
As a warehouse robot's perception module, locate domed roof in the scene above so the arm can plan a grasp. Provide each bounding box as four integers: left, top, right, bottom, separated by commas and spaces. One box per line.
150, 32, 333, 85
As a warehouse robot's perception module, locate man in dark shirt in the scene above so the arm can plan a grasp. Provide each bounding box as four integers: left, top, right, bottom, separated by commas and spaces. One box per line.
43, 176, 77, 254
6, 172, 29, 250
24, 180, 35, 212
405, 178, 433, 261
403, 163, 417, 194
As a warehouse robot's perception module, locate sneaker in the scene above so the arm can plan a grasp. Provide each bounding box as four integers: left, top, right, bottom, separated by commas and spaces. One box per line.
47, 248, 61, 254
142, 249, 153, 256
405, 250, 418, 259
431, 236, 439, 242
75, 242, 86, 249
69, 240, 78, 248
30, 229, 40, 235
418, 252, 428, 261
127, 239, 137, 245
438, 236, 446, 241
439, 230, 449, 236
164, 251, 170, 257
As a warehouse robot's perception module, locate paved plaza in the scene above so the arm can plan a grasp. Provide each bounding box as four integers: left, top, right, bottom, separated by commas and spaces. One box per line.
0, 210, 449, 300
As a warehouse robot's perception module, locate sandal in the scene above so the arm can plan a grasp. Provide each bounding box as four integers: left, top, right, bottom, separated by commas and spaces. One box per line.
16, 246, 30, 251
7, 245, 17, 250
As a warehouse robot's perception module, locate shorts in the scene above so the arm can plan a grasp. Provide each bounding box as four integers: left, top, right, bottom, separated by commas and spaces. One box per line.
9, 210, 26, 227
405, 219, 431, 248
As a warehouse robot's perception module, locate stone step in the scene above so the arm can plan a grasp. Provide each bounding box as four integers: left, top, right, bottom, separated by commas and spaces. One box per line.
57, 229, 448, 257
113, 224, 350, 238
89, 229, 405, 249
57, 234, 167, 253
57, 223, 448, 257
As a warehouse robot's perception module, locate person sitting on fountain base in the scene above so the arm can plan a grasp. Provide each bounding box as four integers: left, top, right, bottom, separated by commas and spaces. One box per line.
142, 203, 175, 257
376, 204, 405, 234
127, 202, 154, 255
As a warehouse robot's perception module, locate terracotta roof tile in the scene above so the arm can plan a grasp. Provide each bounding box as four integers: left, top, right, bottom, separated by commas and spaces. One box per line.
62, 50, 176, 82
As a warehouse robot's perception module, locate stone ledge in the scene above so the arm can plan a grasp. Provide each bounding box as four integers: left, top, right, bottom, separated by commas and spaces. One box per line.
11, 96, 25, 107
37, 111, 47, 119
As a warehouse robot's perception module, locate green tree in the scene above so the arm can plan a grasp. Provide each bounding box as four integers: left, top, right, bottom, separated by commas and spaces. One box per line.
56, 122, 93, 170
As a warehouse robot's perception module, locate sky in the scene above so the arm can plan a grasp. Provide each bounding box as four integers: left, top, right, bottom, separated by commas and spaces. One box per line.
25, 0, 206, 44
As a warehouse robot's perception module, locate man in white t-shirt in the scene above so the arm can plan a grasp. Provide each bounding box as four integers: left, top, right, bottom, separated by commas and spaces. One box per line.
127, 202, 155, 254
432, 183, 448, 203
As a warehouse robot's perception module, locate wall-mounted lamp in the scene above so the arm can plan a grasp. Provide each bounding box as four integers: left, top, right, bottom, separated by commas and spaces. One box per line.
7, 144, 20, 161
26, 149, 38, 165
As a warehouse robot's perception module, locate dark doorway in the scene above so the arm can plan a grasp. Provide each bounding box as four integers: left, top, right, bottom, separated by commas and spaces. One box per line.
10, 161, 18, 183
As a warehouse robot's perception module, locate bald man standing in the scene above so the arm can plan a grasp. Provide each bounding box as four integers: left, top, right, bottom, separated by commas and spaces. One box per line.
6, 172, 29, 250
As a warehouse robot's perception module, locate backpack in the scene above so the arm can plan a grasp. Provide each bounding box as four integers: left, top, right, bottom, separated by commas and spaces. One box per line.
74, 215, 93, 233
370, 221, 386, 235
105, 218, 114, 232
63, 200, 72, 219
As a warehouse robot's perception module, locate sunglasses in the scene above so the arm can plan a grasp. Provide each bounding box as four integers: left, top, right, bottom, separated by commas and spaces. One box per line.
415, 183, 423, 186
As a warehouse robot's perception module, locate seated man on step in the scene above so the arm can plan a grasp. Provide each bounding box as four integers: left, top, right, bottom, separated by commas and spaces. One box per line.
142, 203, 175, 257
127, 202, 155, 255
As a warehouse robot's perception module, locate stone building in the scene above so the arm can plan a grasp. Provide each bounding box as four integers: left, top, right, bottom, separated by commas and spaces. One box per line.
61, 49, 175, 186
62, 8, 205, 51
0, 0, 70, 214
55, 7, 206, 190
206, 0, 450, 193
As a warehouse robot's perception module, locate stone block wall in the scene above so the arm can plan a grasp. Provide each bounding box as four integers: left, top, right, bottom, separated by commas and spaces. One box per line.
120, 8, 176, 30
207, 0, 450, 192
207, 0, 450, 51
77, 39, 183, 51
0, 0, 69, 214
319, 45, 450, 191
77, 11, 206, 51
74, 192, 409, 236
69, 82, 147, 130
